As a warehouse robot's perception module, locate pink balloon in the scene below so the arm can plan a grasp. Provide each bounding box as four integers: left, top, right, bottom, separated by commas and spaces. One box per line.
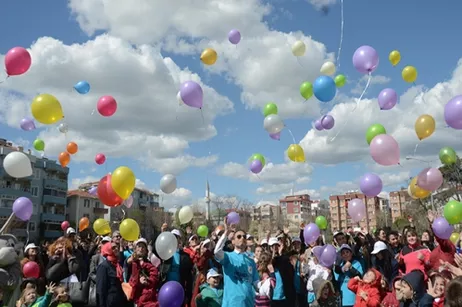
370, 134, 400, 166
347, 198, 366, 222
417, 167, 443, 191
5, 47, 32, 76
124, 195, 134, 208
97, 96, 117, 117
95, 153, 106, 165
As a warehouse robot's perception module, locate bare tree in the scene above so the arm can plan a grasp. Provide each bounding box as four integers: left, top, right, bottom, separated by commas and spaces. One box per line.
210, 195, 253, 229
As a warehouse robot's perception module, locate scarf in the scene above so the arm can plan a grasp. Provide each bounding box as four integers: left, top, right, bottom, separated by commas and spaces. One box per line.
101, 243, 123, 280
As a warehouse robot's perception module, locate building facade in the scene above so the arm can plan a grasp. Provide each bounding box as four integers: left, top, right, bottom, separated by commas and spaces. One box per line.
251, 201, 283, 238
67, 190, 110, 228
279, 194, 312, 230
389, 188, 412, 222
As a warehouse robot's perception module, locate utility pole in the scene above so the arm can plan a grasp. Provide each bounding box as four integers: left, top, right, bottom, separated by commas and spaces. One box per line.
206, 180, 210, 222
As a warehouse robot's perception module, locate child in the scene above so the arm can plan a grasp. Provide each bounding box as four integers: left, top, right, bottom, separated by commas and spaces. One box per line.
195, 268, 223, 307
255, 252, 275, 307
427, 274, 446, 307
347, 268, 382, 307
49, 285, 72, 307
305, 246, 331, 305
310, 278, 338, 307
18, 282, 55, 307
400, 270, 434, 307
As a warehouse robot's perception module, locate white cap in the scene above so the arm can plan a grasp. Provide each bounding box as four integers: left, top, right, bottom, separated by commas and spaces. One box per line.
171, 229, 181, 237
24, 243, 38, 253
260, 238, 268, 245
246, 234, 254, 240
339, 244, 352, 252
206, 268, 222, 279
292, 237, 301, 243
268, 237, 279, 246
188, 234, 198, 242
66, 227, 76, 235
371, 241, 388, 255
135, 238, 148, 246
201, 239, 211, 246
101, 236, 111, 243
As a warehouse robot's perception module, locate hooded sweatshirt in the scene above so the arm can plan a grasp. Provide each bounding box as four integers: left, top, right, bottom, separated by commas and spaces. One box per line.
399, 270, 433, 307
310, 278, 338, 307
347, 268, 382, 307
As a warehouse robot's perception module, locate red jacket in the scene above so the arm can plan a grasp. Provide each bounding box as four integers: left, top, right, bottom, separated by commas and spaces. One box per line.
183, 247, 197, 262
347, 268, 382, 307
399, 244, 431, 278
381, 277, 402, 307
433, 296, 444, 307
128, 259, 159, 307
430, 237, 456, 271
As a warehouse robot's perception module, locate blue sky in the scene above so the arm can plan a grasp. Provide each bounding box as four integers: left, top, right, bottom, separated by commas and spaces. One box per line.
0, 0, 461, 206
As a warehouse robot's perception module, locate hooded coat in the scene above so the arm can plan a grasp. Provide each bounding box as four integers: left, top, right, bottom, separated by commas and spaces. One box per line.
347, 268, 382, 307
399, 270, 433, 307
310, 277, 339, 307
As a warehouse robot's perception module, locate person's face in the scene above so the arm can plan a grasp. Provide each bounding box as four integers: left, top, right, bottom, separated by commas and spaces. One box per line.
28, 248, 38, 258
207, 276, 220, 287
341, 249, 352, 261
54, 243, 64, 255
57, 287, 69, 302
228, 231, 235, 241
80, 242, 88, 251
406, 232, 417, 245
347, 227, 353, 235
400, 281, 413, 299
394, 280, 403, 300
380, 279, 386, 289
335, 235, 346, 245
379, 230, 386, 241
127, 242, 134, 249
421, 232, 430, 242
68, 234, 76, 241
112, 234, 121, 244
25, 289, 37, 303
254, 246, 262, 260
292, 241, 301, 252
433, 277, 445, 297
111, 243, 119, 257
376, 251, 384, 260
363, 270, 376, 283
246, 239, 254, 249
135, 243, 147, 257
321, 285, 329, 299
388, 234, 399, 247
271, 244, 280, 254
189, 236, 199, 247
232, 231, 247, 249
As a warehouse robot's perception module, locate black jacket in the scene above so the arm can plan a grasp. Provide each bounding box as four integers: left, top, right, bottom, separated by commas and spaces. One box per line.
160, 250, 193, 302
95, 260, 128, 307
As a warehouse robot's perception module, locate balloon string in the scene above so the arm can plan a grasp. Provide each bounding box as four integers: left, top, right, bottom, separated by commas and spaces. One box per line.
200, 108, 205, 125
336, 0, 344, 69
0, 75, 9, 84
296, 57, 304, 67
286, 127, 297, 144
91, 109, 95, 115
413, 143, 420, 156
327, 73, 372, 143
25, 221, 30, 247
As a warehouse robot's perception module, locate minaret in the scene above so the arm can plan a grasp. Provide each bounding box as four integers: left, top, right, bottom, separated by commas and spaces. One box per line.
206, 180, 210, 221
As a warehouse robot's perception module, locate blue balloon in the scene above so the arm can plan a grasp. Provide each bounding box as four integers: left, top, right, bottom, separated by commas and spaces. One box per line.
313, 76, 336, 102
73, 81, 90, 94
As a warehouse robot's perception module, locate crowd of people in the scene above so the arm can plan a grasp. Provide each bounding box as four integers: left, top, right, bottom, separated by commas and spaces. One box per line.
2, 211, 462, 307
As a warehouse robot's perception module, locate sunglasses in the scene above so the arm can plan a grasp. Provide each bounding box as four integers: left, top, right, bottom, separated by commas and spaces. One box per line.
235, 234, 246, 239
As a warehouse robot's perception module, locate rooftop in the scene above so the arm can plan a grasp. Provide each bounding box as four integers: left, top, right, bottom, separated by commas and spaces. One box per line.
78, 181, 159, 196
67, 189, 99, 199
255, 201, 279, 208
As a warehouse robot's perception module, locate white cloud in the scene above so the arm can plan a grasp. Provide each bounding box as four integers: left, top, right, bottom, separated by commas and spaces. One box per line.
159, 188, 194, 208
306, 0, 337, 10
350, 75, 391, 95
69, 175, 100, 189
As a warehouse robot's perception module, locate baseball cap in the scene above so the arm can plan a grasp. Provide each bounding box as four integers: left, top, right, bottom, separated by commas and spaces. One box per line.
171, 229, 181, 237
260, 238, 268, 245
201, 239, 211, 246
24, 243, 38, 253
333, 231, 344, 237
292, 237, 301, 243
371, 241, 388, 255
66, 227, 76, 235
339, 244, 352, 252
206, 268, 222, 279
188, 234, 198, 242
135, 238, 148, 247
101, 236, 111, 243
268, 237, 279, 246
112, 231, 121, 237
246, 234, 254, 240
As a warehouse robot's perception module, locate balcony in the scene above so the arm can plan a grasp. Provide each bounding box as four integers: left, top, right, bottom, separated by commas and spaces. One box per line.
0, 168, 33, 180
0, 185, 33, 198
43, 195, 67, 205
43, 178, 68, 190
42, 161, 69, 174
41, 213, 65, 222
94, 208, 108, 215
44, 230, 62, 238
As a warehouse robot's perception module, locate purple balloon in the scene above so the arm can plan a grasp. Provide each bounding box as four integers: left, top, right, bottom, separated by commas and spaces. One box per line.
321, 115, 335, 130
378, 88, 398, 110
228, 29, 241, 45
347, 198, 366, 222
158, 281, 185, 307
13, 197, 33, 221
227, 211, 240, 225
314, 119, 324, 131
269, 132, 281, 140
417, 167, 443, 191
352, 45, 379, 74
303, 223, 321, 245
88, 186, 98, 196
319, 244, 337, 267
359, 173, 383, 197
180, 81, 203, 109
444, 95, 462, 129
432, 217, 453, 240
249, 159, 263, 174
20, 117, 35, 131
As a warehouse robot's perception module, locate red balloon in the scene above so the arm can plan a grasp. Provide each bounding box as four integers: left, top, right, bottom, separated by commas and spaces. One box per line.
95, 153, 106, 165
23, 261, 40, 278
97, 174, 123, 207
97, 96, 117, 117
5, 47, 32, 76
61, 221, 70, 231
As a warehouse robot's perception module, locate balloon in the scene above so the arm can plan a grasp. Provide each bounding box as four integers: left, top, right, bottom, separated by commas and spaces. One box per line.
360, 173, 383, 197
79, 217, 90, 232
303, 223, 320, 245
321, 115, 335, 130
200, 48, 218, 65
12, 197, 33, 221
378, 88, 398, 110
93, 218, 111, 235
74, 81, 90, 94
111, 166, 136, 199
300, 82, 313, 100
432, 217, 453, 240
58, 152, 71, 167
370, 135, 400, 166
160, 174, 177, 194
33, 139, 45, 152
320, 61, 336, 75
58, 123, 68, 134
444, 200, 462, 225
3, 151, 33, 178
415, 114, 435, 141
439, 147, 457, 165
389, 50, 401, 66
176, 91, 184, 106
314, 119, 324, 131
97, 96, 117, 117
197, 225, 209, 237
444, 95, 462, 129
313, 76, 336, 103
269, 132, 281, 140
249, 159, 263, 174
179, 206, 194, 224
31, 94, 64, 125
402, 66, 417, 83
366, 124, 386, 145
228, 29, 241, 44
318, 244, 337, 267
97, 175, 123, 206
123, 195, 134, 208
227, 211, 240, 225
158, 281, 185, 307
23, 261, 40, 279
315, 216, 328, 230
263, 103, 278, 117
61, 221, 70, 231
95, 153, 106, 165
450, 232, 459, 244
263, 114, 284, 134
352, 45, 379, 74
334, 74, 346, 87
287, 144, 305, 162
409, 177, 431, 199
119, 218, 140, 241
250, 154, 266, 166
88, 186, 98, 196
155, 232, 179, 260
407, 185, 418, 200
151, 253, 161, 267
292, 40, 306, 57
5, 47, 31, 76
180, 81, 203, 109
417, 167, 443, 191
66, 142, 78, 155
348, 198, 366, 222
20, 118, 36, 131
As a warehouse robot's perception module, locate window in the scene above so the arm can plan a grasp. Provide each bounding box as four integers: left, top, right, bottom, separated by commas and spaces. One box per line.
95, 202, 100, 208
28, 222, 36, 232
33, 169, 41, 179
31, 187, 39, 196
83, 214, 90, 218
84, 200, 90, 208
293, 207, 299, 213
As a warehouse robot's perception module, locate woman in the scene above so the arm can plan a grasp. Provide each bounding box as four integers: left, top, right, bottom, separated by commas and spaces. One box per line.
21, 243, 46, 295
399, 229, 430, 277
45, 237, 80, 284
191, 240, 215, 307
370, 241, 398, 287
421, 230, 436, 251
333, 244, 363, 307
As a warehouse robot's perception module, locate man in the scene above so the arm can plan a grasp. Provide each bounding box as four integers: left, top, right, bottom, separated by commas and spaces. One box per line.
245, 235, 255, 258
269, 237, 295, 306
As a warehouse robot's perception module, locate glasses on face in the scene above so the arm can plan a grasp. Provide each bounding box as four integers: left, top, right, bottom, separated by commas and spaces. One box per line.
114, 235, 121, 239
235, 234, 245, 240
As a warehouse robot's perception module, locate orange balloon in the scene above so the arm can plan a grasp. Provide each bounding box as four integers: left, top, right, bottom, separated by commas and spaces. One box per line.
79, 217, 90, 232
67, 142, 78, 154
58, 151, 71, 167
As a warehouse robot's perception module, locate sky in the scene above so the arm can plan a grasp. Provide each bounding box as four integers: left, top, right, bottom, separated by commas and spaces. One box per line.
0, 0, 462, 209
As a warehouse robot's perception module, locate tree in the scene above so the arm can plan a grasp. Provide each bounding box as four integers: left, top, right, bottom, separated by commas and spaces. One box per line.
210, 195, 253, 228
439, 157, 462, 202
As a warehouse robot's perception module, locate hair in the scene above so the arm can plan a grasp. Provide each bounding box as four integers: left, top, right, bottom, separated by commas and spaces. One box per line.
375, 228, 384, 238
375, 249, 393, 282
257, 251, 272, 275
403, 228, 419, 246
388, 230, 399, 240
430, 273, 446, 286
20, 287, 37, 304
422, 229, 434, 242
48, 237, 73, 256
445, 276, 462, 307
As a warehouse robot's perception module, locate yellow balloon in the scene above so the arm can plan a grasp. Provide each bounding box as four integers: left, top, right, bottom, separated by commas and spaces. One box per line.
407, 185, 418, 199
389, 50, 401, 66
415, 114, 436, 141
31, 94, 64, 125
409, 177, 431, 199
119, 218, 140, 241
292, 41, 306, 57
93, 218, 111, 235
287, 144, 305, 162
111, 166, 136, 199
402, 66, 417, 83
450, 232, 459, 244
200, 48, 218, 65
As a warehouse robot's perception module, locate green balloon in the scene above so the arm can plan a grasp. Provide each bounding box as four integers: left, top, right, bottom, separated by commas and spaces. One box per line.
197, 225, 209, 237
250, 153, 265, 166
334, 74, 346, 87
366, 124, 387, 145
444, 200, 462, 224
33, 139, 45, 151
315, 216, 328, 230
300, 82, 313, 100
439, 147, 457, 165
263, 103, 278, 117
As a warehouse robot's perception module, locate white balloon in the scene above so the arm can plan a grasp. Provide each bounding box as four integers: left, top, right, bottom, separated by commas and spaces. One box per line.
263, 114, 285, 134
178, 206, 194, 224
58, 123, 68, 133
3, 151, 33, 178
292, 40, 306, 57
160, 174, 177, 194
320, 61, 336, 76
155, 232, 178, 260
177, 91, 184, 106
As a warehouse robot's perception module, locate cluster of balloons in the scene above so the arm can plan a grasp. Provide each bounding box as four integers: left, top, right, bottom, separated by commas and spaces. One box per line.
263, 102, 284, 137
314, 115, 335, 131
58, 142, 79, 168
97, 166, 136, 206
388, 49, 418, 83
248, 153, 266, 174
160, 174, 177, 194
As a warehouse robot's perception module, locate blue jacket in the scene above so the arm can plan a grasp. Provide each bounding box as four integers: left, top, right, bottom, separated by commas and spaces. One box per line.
334, 259, 363, 307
